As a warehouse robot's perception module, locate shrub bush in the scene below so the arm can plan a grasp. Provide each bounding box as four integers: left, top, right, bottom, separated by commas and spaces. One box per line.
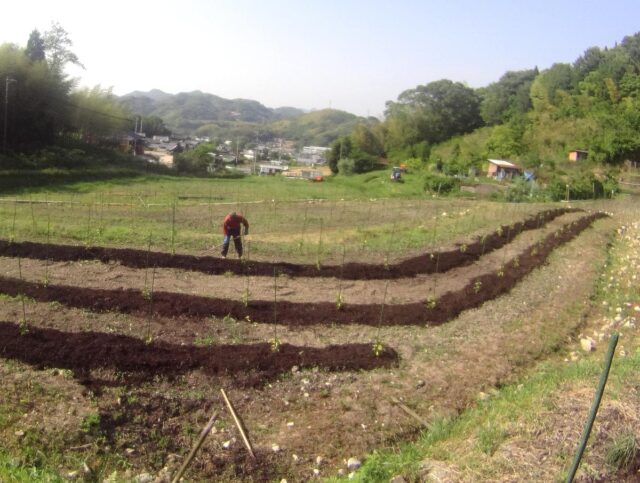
423, 173, 460, 194
546, 171, 618, 201
337, 154, 377, 175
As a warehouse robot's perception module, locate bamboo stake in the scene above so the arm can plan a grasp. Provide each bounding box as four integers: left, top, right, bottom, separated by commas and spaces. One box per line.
220, 388, 256, 459
171, 411, 219, 483
391, 397, 431, 429
566, 333, 619, 482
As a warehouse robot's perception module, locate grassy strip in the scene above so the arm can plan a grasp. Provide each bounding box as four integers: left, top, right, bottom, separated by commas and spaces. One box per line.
0, 176, 542, 262
0, 449, 63, 483
343, 210, 639, 482
342, 352, 639, 482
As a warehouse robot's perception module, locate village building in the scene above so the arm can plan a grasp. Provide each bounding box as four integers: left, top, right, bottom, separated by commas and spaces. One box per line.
487, 159, 522, 180
568, 149, 588, 162
297, 146, 330, 165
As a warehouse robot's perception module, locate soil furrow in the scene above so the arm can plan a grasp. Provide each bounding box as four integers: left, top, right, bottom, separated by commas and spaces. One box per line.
0, 321, 398, 388
0, 211, 587, 304
0, 212, 607, 327
0, 207, 578, 279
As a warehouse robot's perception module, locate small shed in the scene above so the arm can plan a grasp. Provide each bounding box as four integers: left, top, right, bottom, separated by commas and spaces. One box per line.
568, 149, 588, 162
259, 164, 288, 175
487, 159, 522, 180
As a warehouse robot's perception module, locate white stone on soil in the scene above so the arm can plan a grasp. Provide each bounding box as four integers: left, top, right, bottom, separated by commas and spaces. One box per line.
580, 338, 595, 352
347, 457, 361, 470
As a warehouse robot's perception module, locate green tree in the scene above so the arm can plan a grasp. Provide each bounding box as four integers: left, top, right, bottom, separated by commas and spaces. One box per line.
43, 22, 84, 74
351, 122, 385, 156
327, 136, 353, 173
25, 30, 45, 62
0, 43, 71, 149
139, 115, 171, 137
70, 86, 131, 140
480, 69, 538, 125
384, 79, 482, 150
573, 47, 605, 85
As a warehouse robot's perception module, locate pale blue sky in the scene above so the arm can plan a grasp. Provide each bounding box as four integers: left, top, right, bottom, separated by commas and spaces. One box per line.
2, 0, 639, 116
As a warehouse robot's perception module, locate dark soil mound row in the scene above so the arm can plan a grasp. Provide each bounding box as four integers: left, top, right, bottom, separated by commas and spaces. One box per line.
0, 321, 398, 387
0, 208, 579, 280
0, 213, 606, 327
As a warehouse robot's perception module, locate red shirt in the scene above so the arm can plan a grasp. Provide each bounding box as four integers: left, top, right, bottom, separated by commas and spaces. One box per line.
222, 213, 249, 235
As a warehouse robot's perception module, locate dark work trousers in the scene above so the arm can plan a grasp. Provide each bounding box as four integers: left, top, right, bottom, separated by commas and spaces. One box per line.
221, 229, 243, 257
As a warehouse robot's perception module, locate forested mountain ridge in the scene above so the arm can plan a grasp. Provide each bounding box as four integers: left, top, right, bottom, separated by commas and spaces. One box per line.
118, 90, 360, 146
119, 90, 305, 131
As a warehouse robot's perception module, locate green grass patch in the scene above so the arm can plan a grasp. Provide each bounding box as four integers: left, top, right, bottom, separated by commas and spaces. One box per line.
343, 352, 639, 482
0, 449, 63, 483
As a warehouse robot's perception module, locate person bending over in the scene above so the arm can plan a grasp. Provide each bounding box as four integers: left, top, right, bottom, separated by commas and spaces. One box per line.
221, 212, 249, 258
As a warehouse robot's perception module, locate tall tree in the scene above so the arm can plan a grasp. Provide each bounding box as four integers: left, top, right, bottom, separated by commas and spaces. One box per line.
384, 79, 482, 149
43, 22, 84, 74
25, 29, 45, 62
480, 69, 538, 125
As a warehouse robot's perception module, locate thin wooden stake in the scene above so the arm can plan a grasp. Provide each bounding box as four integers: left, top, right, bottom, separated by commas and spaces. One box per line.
220, 388, 256, 460
171, 411, 218, 483
391, 397, 431, 429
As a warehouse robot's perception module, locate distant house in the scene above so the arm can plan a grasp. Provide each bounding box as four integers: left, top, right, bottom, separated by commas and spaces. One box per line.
487, 159, 522, 180
568, 149, 588, 162
259, 164, 289, 175
297, 146, 330, 165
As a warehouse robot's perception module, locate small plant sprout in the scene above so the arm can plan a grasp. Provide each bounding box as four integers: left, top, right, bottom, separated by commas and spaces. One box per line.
425, 296, 437, 310
497, 266, 505, 278
474, 280, 482, 293
460, 243, 468, 253
19, 316, 29, 335
496, 226, 504, 237
372, 338, 385, 357
335, 292, 345, 310
241, 288, 250, 307
269, 337, 281, 353
512, 257, 520, 268
142, 286, 152, 301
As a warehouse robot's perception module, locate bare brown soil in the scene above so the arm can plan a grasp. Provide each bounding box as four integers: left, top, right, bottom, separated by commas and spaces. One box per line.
0, 208, 612, 481
0, 322, 397, 389
0, 212, 606, 327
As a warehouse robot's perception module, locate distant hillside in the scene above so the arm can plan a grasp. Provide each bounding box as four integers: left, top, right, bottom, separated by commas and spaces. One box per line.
271, 109, 360, 146
119, 90, 305, 133
120, 90, 360, 146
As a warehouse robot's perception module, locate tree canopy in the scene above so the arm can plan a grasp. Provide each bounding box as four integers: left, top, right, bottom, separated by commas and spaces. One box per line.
0, 24, 133, 154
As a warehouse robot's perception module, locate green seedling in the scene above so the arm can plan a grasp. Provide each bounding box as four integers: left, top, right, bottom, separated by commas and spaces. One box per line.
336, 292, 345, 310
241, 288, 251, 307
372, 338, 385, 357
269, 337, 281, 353
474, 280, 482, 293
425, 296, 437, 310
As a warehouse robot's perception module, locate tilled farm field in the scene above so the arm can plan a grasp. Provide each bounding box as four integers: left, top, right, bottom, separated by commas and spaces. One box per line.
0, 207, 614, 481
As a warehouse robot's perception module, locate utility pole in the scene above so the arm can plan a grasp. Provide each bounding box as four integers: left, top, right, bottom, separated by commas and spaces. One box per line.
3, 77, 17, 152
